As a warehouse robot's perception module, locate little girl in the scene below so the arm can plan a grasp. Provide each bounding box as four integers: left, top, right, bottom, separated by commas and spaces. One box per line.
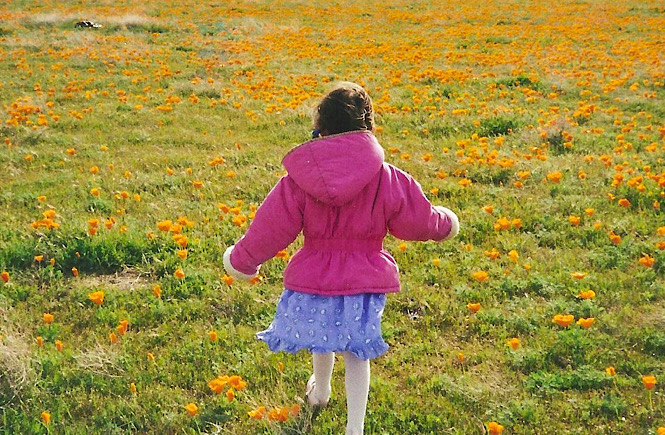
223, 82, 459, 434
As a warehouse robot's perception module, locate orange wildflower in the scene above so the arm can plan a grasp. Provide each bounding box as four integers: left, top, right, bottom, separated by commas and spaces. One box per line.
507, 338, 521, 350
508, 250, 519, 263
222, 275, 234, 285
617, 198, 631, 207
642, 375, 657, 390
72, 267, 79, 277
495, 217, 511, 230
130, 382, 137, 394
157, 220, 172, 231
55, 340, 63, 352
577, 317, 595, 329
109, 332, 118, 344
185, 403, 198, 416
471, 271, 488, 282
226, 387, 235, 402
152, 284, 162, 298
605, 366, 616, 376
208, 376, 229, 394
174, 268, 185, 280
638, 254, 655, 267
546, 171, 562, 183
1, 271, 9, 283
552, 314, 575, 327
570, 271, 587, 280
36, 336, 43, 347
209, 331, 218, 343
117, 320, 129, 336
41, 411, 51, 425
487, 421, 504, 435
88, 291, 104, 306
228, 375, 247, 390
482, 205, 494, 214
43, 313, 54, 324
467, 302, 481, 313
608, 231, 622, 245
248, 406, 266, 419
577, 290, 596, 300
267, 406, 289, 422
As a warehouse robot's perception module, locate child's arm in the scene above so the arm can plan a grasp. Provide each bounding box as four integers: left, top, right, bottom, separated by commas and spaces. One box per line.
385, 166, 459, 242
223, 176, 305, 280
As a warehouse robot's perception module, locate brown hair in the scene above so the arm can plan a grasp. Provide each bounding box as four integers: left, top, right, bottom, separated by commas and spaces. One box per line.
313, 82, 374, 136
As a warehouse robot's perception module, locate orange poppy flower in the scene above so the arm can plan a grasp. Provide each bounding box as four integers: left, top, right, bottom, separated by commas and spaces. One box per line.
248, 406, 266, 419
467, 302, 481, 313
577, 290, 596, 300
174, 268, 185, 280
471, 271, 488, 282
88, 291, 104, 306
642, 375, 657, 390
1, 271, 9, 283
638, 254, 655, 267
157, 220, 172, 231
577, 317, 595, 329
185, 403, 198, 416
486, 421, 504, 435
507, 338, 521, 350
552, 314, 575, 327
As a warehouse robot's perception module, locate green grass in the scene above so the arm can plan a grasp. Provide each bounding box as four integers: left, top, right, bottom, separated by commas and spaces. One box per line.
1, 0, 665, 433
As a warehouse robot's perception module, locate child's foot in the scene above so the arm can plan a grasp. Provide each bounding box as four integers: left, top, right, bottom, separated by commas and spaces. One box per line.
306, 374, 329, 407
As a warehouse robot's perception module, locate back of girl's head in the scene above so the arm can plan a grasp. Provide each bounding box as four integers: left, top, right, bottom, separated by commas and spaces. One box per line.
313, 82, 374, 136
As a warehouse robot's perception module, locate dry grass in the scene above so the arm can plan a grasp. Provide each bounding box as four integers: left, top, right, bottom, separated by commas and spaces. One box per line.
0, 317, 37, 405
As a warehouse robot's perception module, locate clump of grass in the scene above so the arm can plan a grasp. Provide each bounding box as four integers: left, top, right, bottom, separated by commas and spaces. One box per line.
478, 116, 520, 137
0, 323, 37, 405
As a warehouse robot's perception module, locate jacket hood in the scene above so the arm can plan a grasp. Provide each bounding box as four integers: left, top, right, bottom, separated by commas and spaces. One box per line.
282, 131, 385, 206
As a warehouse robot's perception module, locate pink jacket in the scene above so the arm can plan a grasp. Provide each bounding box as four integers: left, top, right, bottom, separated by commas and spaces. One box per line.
223, 131, 459, 296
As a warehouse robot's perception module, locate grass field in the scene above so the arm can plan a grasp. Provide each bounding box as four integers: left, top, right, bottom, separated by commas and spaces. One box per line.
1, 0, 664, 433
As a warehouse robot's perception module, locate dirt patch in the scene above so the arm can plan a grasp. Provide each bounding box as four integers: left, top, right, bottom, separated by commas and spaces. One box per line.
76, 269, 149, 292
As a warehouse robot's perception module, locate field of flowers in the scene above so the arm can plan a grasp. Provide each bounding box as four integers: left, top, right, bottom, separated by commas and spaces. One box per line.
1, 0, 664, 433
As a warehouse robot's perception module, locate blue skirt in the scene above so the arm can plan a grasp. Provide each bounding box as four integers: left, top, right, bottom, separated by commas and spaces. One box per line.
256, 289, 389, 360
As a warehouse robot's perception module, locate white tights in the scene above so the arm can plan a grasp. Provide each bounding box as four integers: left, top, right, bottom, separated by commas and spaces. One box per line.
312, 351, 370, 435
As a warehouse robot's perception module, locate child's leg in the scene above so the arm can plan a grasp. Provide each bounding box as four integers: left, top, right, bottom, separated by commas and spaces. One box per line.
309, 352, 334, 405
342, 351, 370, 435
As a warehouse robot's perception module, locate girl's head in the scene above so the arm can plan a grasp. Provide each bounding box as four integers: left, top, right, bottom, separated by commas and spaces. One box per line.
313, 82, 374, 137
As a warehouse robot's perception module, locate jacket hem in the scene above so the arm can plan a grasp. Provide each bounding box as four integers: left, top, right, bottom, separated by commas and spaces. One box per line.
282, 282, 400, 296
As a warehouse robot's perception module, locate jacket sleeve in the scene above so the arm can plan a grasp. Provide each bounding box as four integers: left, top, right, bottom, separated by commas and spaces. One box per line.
223, 176, 305, 280
384, 165, 459, 242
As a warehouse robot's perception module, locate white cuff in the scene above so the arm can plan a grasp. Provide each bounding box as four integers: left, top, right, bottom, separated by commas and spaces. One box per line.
223, 245, 260, 281
435, 206, 459, 241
